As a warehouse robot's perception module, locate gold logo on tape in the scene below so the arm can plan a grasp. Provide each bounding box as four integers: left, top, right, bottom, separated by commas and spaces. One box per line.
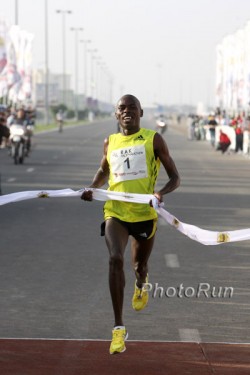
37, 191, 49, 198
217, 232, 230, 243
173, 218, 180, 227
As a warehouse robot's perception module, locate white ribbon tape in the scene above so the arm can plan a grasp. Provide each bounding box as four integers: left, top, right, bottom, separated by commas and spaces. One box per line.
1, 188, 250, 246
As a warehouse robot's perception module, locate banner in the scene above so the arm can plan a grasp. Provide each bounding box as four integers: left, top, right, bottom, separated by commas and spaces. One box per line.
0, 15, 9, 97
7, 25, 34, 103
0, 15, 34, 103
215, 21, 250, 111
1, 188, 250, 246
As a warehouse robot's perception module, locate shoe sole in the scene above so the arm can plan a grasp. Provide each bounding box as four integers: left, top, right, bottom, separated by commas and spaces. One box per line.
133, 304, 148, 311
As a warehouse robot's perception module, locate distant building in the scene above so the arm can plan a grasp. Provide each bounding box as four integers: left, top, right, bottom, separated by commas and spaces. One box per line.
33, 69, 73, 108
216, 21, 250, 112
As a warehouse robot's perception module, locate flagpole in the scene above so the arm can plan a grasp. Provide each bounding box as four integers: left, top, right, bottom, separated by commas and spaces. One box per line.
15, 0, 18, 25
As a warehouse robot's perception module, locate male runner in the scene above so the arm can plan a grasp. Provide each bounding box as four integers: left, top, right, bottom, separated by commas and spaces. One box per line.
81, 94, 180, 354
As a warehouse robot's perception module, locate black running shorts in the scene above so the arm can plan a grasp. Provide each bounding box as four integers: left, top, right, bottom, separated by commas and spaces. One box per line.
101, 217, 157, 240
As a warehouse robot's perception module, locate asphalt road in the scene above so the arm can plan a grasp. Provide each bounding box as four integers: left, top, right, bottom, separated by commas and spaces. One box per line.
0, 118, 250, 345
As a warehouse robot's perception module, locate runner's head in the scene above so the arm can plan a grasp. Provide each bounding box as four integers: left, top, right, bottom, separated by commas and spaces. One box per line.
115, 95, 143, 135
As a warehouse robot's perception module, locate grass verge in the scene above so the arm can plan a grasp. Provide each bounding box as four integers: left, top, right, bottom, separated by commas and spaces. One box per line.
34, 120, 87, 134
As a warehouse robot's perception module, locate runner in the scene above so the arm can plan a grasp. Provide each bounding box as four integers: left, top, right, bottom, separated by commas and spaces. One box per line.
56, 109, 64, 132
81, 94, 180, 354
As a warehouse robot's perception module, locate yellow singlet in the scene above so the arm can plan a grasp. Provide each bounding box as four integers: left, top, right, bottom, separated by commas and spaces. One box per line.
104, 128, 160, 222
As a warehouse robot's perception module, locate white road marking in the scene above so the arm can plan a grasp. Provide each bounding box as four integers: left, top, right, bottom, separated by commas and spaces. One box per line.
26, 168, 34, 173
7, 177, 16, 182
165, 254, 180, 268
0, 337, 249, 344
179, 329, 201, 342
158, 217, 167, 225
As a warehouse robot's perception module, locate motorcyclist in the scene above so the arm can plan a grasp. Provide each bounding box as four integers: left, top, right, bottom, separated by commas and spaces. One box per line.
25, 107, 36, 153
10, 107, 34, 155
155, 114, 168, 135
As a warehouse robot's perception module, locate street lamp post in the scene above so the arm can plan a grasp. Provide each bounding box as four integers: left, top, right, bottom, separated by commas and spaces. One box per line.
44, 0, 49, 125
56, 10, 72, 108
88, 48, 98, 100
80, 39, 91, 100
103, 68, 113, 105
98, 62, 106, 103
109, 74, 113, 105
95, 57, 103, 102
71, 27, 83, 120
157, 63, 162, 105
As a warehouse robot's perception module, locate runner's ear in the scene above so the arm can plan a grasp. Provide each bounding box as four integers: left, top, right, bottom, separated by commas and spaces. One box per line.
140, 109, 143, 118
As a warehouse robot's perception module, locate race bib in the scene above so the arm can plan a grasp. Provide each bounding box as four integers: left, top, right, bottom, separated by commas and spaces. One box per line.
110, 145, 148, 182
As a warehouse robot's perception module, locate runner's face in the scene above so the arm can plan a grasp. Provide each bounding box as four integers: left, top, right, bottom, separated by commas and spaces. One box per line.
115, 96, 143, 134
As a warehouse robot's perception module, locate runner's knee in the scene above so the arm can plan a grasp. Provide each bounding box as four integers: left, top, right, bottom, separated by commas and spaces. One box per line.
109, 252, 124, 270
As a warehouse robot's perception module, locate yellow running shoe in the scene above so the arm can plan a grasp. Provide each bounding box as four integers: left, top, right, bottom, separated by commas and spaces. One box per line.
132, 275, 149, 311
109, 327, 128, 354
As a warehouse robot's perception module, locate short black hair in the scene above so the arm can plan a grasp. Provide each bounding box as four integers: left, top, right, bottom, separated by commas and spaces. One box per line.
116, 94, 142, 110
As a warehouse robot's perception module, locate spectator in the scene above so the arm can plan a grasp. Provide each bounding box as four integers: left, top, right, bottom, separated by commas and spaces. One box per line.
208, 114, 218, 147
216, 130, 231, 154
197, 116, 206, 140
235, 123, 244, 153
0, 105, 10, 148
6, 107, 16, 127
187, 114, 194, 140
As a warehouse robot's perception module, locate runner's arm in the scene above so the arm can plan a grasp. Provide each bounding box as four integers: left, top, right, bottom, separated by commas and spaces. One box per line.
153, 133, 180, 202
81, 138, 110, 201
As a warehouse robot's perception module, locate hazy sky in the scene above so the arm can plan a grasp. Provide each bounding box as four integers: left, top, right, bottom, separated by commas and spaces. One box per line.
1, 0, 250, 108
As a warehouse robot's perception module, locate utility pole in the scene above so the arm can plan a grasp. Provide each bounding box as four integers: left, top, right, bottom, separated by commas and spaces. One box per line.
56, 10, 72, 107
44, 0, 49, 125
71, 27, 83, 120
15, 0, 18, 24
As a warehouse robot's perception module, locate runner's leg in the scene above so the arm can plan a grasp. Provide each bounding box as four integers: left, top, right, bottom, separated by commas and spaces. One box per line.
131, 236, 155, 288
105, 218, 129, 326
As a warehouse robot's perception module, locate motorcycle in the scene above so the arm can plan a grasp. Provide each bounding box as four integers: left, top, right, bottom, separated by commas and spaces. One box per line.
9, 123, 31, 164
156, 117, 168, 135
